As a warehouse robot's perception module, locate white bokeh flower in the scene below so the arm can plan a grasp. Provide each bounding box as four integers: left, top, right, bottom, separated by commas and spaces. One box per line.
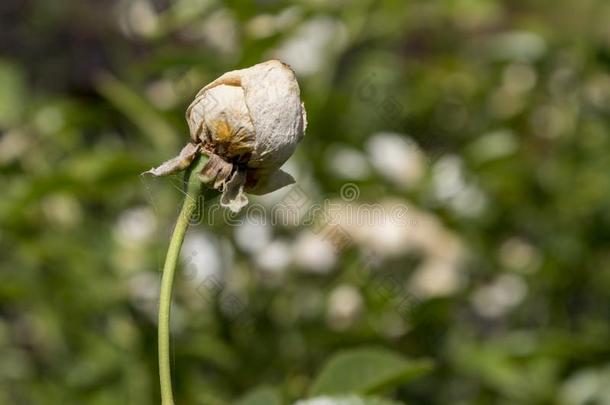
366, 132, 426, 189
326, 284, 363, 330
113, 206, 157, 247
293, 231, 337, 273
255, 239, 292, 274
233, 214, 272, 254
471, 274, 527, 318
180, 231, 225, 283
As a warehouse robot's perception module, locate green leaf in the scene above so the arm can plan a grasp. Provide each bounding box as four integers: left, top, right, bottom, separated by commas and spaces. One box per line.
294, 395, 404, 405
95, 73, 178, 151
309, 347, 433, 396
235, 386, 282, 405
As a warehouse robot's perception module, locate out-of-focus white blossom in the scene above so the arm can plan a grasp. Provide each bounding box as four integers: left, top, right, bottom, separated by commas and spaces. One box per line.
274, 16, 347, 76
487, 31, 547, 62
180, 231, 226, 283
431, 155, 487, 217
255, 239, 292, 274
0, 130, 29, 164
325, 144, 370, 180
246, 7, 302, 39
332, 198, 464, 263
503, 63, 537, 94
366, 132, 426, 188
559, 366, 610, 405
146, 79, 178, 110
325, 197, 466, 299
499, 237, 542, 273
584, 74, 610, 110
293, 231, 337, 273
326, 284, 363, 330
373, 312, 409, 339
41, 193, 82, 228
118, 0, 158, 38
471, 274, 527, 318
233, 214, 272, 254
127, 271, 160, 322
431, 155, 466, 201
200, 9, 239, 56
409, 257, 465, 298
113, 206, 157, 247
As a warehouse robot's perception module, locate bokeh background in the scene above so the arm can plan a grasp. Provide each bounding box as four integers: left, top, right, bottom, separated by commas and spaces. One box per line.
2, 0, 610, 403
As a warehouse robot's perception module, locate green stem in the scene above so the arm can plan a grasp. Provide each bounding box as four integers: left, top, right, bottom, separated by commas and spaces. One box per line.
158, 156, 208, 405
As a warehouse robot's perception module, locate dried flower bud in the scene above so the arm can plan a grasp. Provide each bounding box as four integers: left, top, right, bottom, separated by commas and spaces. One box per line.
147, 60, 307, 212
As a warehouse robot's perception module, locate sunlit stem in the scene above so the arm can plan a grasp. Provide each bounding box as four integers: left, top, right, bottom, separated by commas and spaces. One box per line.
158, 155, 208, 405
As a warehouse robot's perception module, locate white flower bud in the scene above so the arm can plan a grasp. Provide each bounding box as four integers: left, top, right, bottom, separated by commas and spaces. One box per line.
147, 60, 307, 212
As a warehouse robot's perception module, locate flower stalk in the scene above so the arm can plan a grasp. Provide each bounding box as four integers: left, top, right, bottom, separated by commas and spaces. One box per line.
150, 60, 306, 404
158, 155, 209, 405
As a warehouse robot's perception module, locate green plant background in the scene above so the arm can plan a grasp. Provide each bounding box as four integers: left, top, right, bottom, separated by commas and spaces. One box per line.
1, 0, 610, 404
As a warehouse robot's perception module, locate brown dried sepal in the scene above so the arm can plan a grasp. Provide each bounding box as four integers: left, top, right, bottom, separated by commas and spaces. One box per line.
144, 143, 200, 176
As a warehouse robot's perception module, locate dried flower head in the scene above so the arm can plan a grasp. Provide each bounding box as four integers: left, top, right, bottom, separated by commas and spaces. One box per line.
147, 60, 307, 212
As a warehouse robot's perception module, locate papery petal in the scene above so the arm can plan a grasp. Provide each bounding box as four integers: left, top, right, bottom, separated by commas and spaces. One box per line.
197, 153, 233, 187
246, 169, 295, 195
187, 85, 256, 158
220, 170, 248, 213
144, 143, 199, 176
240, 60, 305, 169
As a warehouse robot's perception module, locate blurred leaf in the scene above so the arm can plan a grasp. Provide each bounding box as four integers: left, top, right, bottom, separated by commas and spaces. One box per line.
235, 386, 282, 405
180, 334, 241, 373
450, 336, 559, 402
309, 347, 433, 396
0, 59, 26, 128
294, 395, 403, 405
95, 73, 178, 150
152, 0, 215, 39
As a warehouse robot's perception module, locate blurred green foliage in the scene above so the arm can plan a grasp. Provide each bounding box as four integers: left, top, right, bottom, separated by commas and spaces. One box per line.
1, 0, 610, 404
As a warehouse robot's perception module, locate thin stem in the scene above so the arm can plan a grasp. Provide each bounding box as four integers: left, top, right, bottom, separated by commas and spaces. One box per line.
158, 156, 208, 405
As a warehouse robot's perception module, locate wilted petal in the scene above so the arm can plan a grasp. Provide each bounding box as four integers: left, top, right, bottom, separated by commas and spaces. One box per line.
240, 60, 306, 169
247, 169, 295, 195
220, 170, 248, 213
197, 153, 233, 186
187, 84, 256, 157
145, 143, 199, 176
197, 70, 243, 95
